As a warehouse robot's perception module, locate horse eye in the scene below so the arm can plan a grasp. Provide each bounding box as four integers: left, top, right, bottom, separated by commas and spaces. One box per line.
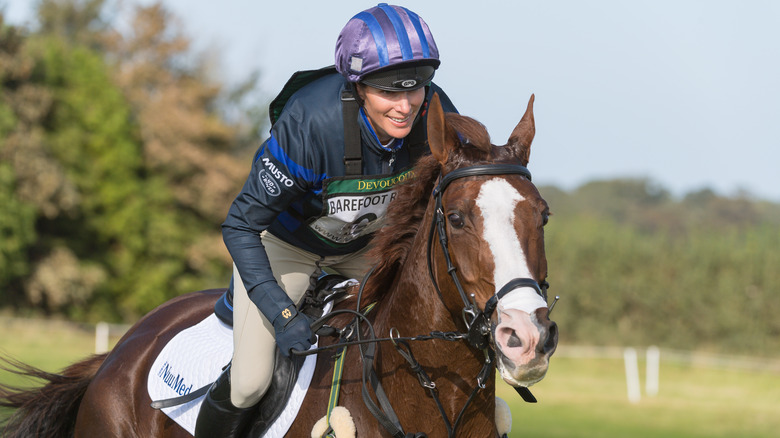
542, 214, 549, 226
448, 212, 465, 228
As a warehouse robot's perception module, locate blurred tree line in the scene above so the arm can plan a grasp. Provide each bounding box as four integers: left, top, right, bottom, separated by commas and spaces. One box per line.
540, 180, 780, 355
1, 1, 777, 356
1, 0, 263, 321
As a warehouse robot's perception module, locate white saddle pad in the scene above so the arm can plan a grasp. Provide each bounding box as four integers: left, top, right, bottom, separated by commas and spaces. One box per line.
146, 312, 322, 437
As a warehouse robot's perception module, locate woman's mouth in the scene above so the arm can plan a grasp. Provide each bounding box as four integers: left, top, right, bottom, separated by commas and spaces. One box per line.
388, 115, 411, 126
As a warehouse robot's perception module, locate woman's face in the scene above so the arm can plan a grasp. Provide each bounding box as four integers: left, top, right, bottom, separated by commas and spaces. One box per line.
357, 84, 426, 143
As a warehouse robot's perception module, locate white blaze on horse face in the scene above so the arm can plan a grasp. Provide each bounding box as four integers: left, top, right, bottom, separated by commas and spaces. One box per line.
476, 179, 548, 314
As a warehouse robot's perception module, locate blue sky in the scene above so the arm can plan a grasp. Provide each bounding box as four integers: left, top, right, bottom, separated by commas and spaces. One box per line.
5, 1, 780, 201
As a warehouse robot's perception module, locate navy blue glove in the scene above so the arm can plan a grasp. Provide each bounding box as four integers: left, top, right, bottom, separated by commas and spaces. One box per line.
245, 281, 315, 357
272, 305, 315, 357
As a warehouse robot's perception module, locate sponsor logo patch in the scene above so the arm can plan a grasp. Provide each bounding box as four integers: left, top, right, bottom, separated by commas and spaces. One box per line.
259, 170, 281, 196
157, 361, 194, 396
262, 158, 294, 187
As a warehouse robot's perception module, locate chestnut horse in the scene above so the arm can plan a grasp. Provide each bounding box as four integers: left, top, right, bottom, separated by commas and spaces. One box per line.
1, 94, 557, 438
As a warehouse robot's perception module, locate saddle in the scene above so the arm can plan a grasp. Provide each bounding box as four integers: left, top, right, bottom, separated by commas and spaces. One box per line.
149, 274, 354, 437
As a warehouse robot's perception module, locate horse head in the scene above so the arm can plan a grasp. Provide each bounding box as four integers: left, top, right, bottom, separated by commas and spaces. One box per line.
426, 93, 558, 389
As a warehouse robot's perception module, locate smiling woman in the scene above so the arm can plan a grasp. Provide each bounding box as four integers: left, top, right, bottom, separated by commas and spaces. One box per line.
356, 84, 426, 143
198, 4, 461, 436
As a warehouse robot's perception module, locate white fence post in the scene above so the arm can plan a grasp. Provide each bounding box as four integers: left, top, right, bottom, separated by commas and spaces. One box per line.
624, 347, 641, 403
646, 346, 660, 397
95, 322, 109, 354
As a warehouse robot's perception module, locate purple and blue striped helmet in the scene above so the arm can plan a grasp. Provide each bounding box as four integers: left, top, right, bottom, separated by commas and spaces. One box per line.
335, 3, 440, 91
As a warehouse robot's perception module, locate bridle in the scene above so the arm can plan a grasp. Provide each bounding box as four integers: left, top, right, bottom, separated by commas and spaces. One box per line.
416, 163, 551, 435
427, 163, 550, 351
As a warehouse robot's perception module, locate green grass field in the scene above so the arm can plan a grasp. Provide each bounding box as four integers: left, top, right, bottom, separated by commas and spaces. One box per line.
497, 351, 780, 438
2, 317, 778, 437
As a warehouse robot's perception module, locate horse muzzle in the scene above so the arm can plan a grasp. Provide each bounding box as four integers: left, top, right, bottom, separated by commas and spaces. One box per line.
492, 306, 558, 387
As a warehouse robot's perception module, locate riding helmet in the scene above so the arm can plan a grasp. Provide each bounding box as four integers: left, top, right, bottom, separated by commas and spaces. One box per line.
335, 3, 440, 92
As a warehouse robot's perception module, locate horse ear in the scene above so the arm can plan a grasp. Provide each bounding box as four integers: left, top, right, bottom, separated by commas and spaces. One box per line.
506, 94, 536, 166
427, 92, 452, 165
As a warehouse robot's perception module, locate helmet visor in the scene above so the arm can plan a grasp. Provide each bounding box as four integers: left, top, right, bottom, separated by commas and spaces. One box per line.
360, 65, 436, 92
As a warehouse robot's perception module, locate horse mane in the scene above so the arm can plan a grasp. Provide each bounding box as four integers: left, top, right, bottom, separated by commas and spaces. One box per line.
359, 113, 492, 305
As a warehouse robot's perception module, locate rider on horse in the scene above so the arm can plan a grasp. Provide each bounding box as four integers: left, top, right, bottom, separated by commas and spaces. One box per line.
195, 4, 458, 436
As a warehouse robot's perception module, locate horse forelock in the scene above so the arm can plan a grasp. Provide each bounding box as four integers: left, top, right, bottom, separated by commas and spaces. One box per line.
443, 113, 493, 168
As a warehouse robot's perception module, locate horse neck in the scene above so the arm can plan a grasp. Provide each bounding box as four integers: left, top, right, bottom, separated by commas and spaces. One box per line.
372, 203, 485, 374
367, 203, 497, 435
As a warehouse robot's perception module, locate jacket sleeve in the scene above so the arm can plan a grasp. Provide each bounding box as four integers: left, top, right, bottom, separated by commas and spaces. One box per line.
222, 105, 329, 319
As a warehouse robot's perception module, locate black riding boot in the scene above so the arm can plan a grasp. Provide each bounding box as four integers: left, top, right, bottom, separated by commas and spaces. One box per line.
194, 365, 253, 438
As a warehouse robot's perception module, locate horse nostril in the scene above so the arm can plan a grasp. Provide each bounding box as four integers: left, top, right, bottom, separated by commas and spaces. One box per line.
507, 331, 523, 348
539, 322, 558, 354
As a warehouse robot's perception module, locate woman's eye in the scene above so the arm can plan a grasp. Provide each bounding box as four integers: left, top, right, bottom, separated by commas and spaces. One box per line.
448, 213, 465, 228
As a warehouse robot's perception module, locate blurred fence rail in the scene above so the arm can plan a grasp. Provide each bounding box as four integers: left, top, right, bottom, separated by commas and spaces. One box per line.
0, 316, 131, 355
94, 321, 132, 353
556, 344, 780, 373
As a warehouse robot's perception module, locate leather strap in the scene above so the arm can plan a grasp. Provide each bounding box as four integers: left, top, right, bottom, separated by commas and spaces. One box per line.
341, 89, 362, 176
150, 382, 211, 409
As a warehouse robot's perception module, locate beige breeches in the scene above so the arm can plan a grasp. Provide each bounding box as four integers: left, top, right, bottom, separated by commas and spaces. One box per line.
229, 231, 371, 408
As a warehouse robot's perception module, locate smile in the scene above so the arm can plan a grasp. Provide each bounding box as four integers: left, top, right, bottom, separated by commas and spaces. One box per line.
388, 115, 411, 124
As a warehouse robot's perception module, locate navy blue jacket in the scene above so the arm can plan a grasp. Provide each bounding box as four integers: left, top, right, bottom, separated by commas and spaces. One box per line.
222, 72, 457, 316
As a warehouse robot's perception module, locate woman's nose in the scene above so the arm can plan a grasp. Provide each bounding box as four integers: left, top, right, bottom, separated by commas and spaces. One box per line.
395, 93, 412, 113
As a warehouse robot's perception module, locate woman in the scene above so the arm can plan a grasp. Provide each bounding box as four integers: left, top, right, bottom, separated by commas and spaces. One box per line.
195, 4, 458, 436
